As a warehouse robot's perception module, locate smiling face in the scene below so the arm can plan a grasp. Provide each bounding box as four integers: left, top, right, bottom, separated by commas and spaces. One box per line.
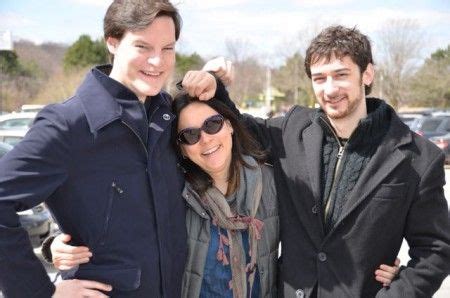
106, 16, 176, 102
310, 55, 374, 121
178, 102, 234, 182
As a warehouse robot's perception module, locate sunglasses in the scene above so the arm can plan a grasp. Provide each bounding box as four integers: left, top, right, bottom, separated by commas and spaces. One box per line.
177, 114, 225, 145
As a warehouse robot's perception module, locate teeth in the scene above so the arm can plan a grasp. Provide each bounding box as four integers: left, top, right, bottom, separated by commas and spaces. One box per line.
202, 145, 220, 155
142, 71, 161, 76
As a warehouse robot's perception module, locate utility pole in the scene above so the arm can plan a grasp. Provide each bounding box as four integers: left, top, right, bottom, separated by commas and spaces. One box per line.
265, 67, 272, 114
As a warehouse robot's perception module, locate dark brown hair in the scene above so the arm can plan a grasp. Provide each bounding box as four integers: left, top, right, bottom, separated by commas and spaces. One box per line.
172, 92, 266, 196
304, 25, 374, 95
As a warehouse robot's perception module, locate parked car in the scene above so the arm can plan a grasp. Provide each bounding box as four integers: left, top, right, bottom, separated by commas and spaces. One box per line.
430, 133, 450, 164
398, 113, 428, 130
0, 112, 37, 130
20, 104, 45, 113
0, 141, 53, 248
0, 130, 27, 146
0, 142, 13, 158
411, 115, 450, 139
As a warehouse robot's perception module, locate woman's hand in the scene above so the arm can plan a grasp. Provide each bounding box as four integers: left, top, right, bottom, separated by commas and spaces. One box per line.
51, 233, 92, 270
375, 257, 401, 287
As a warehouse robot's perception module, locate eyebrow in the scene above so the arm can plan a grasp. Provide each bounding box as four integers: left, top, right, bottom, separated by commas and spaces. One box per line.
134, 40, 176, 47
311, 67, 351, 76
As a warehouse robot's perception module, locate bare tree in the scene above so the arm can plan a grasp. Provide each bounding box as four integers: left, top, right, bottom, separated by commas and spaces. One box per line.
377, 19, 425, 108
225, 38, 265, 105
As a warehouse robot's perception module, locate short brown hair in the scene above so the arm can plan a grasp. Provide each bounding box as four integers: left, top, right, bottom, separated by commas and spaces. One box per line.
305, 25, 374, 95
104, 0, 182, 41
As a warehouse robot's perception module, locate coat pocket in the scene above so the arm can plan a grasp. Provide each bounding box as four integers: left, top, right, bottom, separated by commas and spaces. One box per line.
62, 264, 141, 291
372, 183, 406, 200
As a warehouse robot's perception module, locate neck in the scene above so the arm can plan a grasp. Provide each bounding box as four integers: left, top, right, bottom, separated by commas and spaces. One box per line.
328, 97, 367, 139
213, 178, 228, 195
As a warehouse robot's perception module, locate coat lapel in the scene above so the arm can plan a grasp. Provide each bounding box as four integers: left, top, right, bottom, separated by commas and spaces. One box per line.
332, 117, 412, 231
303, 123, 323, 204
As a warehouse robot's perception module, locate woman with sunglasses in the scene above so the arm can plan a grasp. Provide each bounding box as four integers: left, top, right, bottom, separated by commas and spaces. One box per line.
172, 92, 278, 297
44, 89, 400, 297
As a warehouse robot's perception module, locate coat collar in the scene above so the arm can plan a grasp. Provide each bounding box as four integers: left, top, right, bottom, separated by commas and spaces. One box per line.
77, 65, 172, 135
77, 67, 123, 133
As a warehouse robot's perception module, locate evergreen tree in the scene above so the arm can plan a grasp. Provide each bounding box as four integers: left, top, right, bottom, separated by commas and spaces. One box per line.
63, 35, 108, 71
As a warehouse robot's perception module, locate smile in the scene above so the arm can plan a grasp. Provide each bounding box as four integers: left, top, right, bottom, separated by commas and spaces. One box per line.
202, 145, 221, 156
140, 70, 162, 77
326, 96, 346, 104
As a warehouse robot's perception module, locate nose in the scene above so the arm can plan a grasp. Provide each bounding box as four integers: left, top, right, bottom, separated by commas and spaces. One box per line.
147, 52, 162, 66
198, 130, 212, 144
324, 77, 339, 97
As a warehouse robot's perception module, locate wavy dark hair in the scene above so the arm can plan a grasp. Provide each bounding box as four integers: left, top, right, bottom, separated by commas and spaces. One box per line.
172, 92, 266, 196
304, 25, 374, 95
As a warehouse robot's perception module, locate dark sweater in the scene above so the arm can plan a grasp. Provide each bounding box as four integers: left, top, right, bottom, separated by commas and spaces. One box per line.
318, 98, 391, 234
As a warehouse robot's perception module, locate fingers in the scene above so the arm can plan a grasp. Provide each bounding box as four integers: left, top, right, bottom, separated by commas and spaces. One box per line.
215, 60, 234, 86
78, 279, 113, 292
52, 234, 91, 254
202, 57, 234, 86
54, 255, 91, 270
51, 233, 92, 270
53, 250, 92, 270
375, 263, 400, 287
394, 257, 401, 267
182, 71, 217, 101
54, 279, 112, 298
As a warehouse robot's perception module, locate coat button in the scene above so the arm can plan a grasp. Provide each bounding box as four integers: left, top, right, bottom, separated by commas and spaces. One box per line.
318, 252, 327, 262
163, 114, 171, 120
312, 205, 318, 214
296, 289, 305, 298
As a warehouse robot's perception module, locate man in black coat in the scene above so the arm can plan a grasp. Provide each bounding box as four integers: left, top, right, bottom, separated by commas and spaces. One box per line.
214, 25, 450, 297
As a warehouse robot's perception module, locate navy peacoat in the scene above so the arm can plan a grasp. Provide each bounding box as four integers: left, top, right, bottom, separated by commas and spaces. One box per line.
0, 67, 187, 297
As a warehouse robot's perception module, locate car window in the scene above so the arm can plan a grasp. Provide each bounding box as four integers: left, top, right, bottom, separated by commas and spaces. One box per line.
421, 119, 443, 132
2, 136, 22, 146
445, 120, 450, 131
0, 118, 33, 129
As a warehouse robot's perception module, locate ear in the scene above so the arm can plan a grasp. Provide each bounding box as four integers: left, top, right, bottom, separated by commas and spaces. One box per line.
362, 63, 375, 86
180, 146, 188, 158
106, 37, 119, 55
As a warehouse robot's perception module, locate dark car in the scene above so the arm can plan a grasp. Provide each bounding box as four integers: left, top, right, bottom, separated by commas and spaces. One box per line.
0, 142, 53, 248
430, 133, 450, 164
411, 115, 450, 139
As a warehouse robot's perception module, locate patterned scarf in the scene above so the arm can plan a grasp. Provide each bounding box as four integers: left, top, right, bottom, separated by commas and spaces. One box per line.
202, 156, 264, 297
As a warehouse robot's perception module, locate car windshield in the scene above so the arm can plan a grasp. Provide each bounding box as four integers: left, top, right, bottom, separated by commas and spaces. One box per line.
421, 118, 443, 132
0, 118, 33, 129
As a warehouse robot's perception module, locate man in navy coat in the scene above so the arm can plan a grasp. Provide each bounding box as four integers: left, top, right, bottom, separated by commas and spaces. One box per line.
0, 1, 220, 297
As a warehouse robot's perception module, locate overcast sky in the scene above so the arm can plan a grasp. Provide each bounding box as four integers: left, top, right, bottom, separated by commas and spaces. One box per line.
1, 0, 449, 65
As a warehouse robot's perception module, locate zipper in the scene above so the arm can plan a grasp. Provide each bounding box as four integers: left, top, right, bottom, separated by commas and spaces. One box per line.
320, 117, 349, 223
121, 120, 148, 156
324, 145, 345, 219
99, 181, 123, 246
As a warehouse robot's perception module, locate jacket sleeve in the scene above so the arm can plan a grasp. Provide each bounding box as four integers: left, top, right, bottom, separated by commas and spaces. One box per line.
0, 106, 70, 297
377, 151, 450, 297
214, 79, 286, 162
